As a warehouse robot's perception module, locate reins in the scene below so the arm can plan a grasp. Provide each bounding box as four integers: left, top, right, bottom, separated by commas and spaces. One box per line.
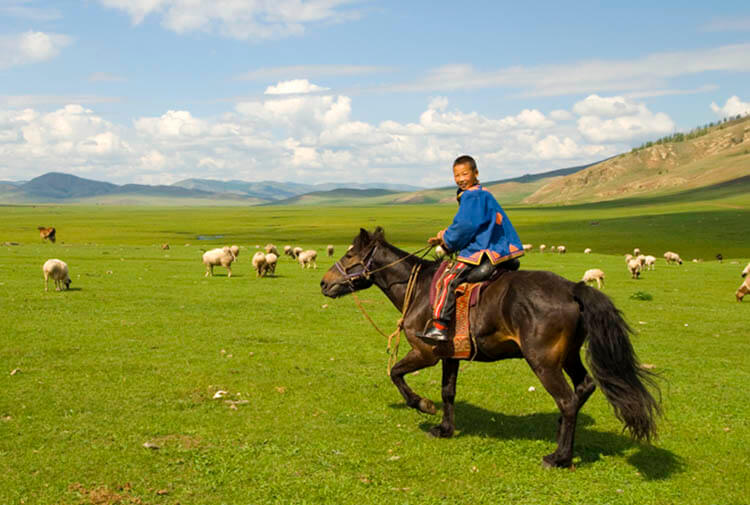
347, 244, 433, 375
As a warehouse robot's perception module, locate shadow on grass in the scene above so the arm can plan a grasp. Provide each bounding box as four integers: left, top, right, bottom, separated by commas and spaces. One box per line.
406, 401, 683, 479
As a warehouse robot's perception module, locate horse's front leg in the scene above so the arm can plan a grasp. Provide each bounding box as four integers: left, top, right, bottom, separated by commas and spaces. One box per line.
390, 349, 439, 415
430, 358, 459, 438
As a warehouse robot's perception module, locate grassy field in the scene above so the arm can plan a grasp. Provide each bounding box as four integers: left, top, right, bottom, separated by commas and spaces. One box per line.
1, 200, 748, 504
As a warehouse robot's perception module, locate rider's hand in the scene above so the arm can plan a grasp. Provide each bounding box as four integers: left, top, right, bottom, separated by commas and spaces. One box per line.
428, 236, 443, 246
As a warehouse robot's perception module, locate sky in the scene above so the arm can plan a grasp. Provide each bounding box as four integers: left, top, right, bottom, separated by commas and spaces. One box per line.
1, 1, 749, 187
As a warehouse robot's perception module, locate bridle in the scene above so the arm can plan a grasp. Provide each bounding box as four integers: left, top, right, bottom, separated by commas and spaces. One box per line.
333, 243, 434, 285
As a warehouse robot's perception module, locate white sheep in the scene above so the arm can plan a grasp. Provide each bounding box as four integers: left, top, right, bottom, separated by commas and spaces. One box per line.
644, 255, 656, 270
265, 253, 278, 275
523, 244, 533, 252
252, 251, 267, 277
741, 262, 750, 278
627, 258, 641, 279
283, 245, 292, 257
664, 251, 683, 265
557, 245, 567, 254
634, 248, 641, 256
736, 277, 750, 302
637, 254, 646, 268
202, 247, 236, 277
582, 268, 605, 289
43, 259, 71, 292
265, 243, 279, 256
584, 248, 592, 254
292, 246, 303, 259
230, 245, 240, 261
625, 253, 634, 263
539, 244, 546, 253
327, 244, 335, 257
298, 249, 318, 269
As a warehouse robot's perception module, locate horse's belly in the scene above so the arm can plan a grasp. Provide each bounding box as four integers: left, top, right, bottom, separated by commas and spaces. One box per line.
475, 332, 524, 361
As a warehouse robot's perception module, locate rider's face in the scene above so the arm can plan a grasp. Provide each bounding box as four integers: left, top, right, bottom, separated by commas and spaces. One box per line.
453, 163, 478, 190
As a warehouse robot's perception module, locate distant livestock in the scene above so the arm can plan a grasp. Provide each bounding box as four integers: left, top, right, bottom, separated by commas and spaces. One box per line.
265, 244, 279, 256
557, 245, 566, 254
627, 258, 641, 279
736, 277, 750, 302
539, 244, 546, 253
38, 226, 56, 243
584, 248, 592, 254
230, 245, 240, 261
161, 243, 170, 250
664, 251, 683, 265
523, 244, 533, 252
252, 251, 267, 277
298, 249, 318, 269
283, 245, 293, 257
633, 248, 641, 256
741, 263, 750, 278
43, 259, 71, 291
292, 247, 303, 259
327, 245, 335, 257
644, 255, 656, 270
202, 247, 236, 277
265, 253, 278, 275
582, 268, 605, 289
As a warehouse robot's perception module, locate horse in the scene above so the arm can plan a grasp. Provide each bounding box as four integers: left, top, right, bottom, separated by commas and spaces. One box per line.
38, 226, 56, 243
320, 227, 660, 468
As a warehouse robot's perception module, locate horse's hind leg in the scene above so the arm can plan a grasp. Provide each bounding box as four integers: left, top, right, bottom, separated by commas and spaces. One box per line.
430, 358, 459, 438
564, 352, 595, 413
532, 365, 579, 468
390, 349, 439, 415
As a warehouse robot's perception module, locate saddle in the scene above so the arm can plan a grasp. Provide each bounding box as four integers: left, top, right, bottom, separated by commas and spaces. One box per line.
428, 260, 514, 359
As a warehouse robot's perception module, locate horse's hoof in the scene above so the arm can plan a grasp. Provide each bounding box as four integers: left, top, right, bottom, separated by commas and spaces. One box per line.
429, 425, 454, 438
418, 398, 437, 415
542, 454, 571, 469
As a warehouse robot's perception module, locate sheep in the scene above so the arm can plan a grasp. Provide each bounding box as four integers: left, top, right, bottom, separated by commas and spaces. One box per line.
292, 246, 303, 259
230, 245, 240, 261
741, 262, 750, 278
637, 254, 646, 268
633, 248, 641, 256
265, 253, 278, 275
627, 258, 641, 279
327, 244, 335, 257
737, 277, 750, 302
523, 244, 533, 252
664, 251, 683, 265
557, 245, 566, 254
298, 249, 318, 269
161, 243, 170, 250
202, 246, 236, 277
539, 244, 546, 253
43, 259, 71, 291
582, 268, 605, 289
625, 253, 634, 263
584, 248, 592, 254
644, 255, 656, 270
252, 251, 267, 277
265, 243, 279, 256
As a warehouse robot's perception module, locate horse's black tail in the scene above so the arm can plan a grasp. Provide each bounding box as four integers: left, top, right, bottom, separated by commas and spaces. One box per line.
573, 282, 661, 441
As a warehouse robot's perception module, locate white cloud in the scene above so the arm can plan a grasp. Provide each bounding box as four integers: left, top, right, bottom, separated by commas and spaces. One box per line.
237, 64, 392, 81
264, 79, 329, 95
0, 31, 71, 69
574, 95, 675, 143
549, 109, 573, 121
384, 43, 750, 97
98, 0, 363, 40
710, 96, 750, 118
134, 110, 207, 138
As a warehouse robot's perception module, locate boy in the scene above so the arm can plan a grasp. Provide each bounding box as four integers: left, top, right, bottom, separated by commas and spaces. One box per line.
419, 155, 524, 344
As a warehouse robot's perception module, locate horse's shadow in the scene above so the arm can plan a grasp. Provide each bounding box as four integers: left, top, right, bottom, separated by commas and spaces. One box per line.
398, 401, 683, 479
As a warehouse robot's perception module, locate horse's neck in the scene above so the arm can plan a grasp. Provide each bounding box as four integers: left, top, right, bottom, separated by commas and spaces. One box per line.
371, 244, 434, 313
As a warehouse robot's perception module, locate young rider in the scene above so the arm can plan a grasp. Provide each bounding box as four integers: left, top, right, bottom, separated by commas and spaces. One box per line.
419, 155, 524, 344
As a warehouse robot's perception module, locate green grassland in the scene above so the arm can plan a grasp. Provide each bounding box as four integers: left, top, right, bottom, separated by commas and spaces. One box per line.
1, 198, 749, 504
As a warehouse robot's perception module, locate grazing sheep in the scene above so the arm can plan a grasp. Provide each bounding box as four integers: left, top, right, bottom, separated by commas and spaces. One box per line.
202, 246, 236, 277
283, 245, 292, 257
627, 258, 641, 279
584, 248, 592, 254
265, 243, 279, 256
230, 245, 240, 261
43, 259, 71, 291
38, 226, 56, 243
523, 244, 533, 252
327, 244, 335, 257
252, 251, 267, 277
633, 248, 641, 256
434, 245, 446, 259
742, 263, 750, 278
292, 246, 303, 259
298, 249, 318, 269
737, 277, 750, 302
265, 253, 278, 275
539, 244, 546, 253
664, 251, 683, 265
582, 268, 605, 289
624, 253, 634, 263
644, 255, 656, 270
637, 254, 646, 268
557, 245, 566, 254
161, 243, 170, 250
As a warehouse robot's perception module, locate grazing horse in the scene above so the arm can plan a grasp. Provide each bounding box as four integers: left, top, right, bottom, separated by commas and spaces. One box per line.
38, 226, 56, 243
320, 228, 660, 468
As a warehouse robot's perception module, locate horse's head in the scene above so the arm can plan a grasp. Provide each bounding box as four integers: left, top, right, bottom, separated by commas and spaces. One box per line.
320, 227, 384, 298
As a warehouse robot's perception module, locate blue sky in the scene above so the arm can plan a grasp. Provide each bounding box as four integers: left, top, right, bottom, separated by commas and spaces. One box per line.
1, 1, 749, 187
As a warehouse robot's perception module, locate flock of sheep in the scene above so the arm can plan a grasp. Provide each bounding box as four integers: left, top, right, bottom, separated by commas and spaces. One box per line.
201, 242, 331, 278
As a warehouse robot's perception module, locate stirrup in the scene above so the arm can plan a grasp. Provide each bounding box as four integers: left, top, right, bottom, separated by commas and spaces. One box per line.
418, 325, 451, 344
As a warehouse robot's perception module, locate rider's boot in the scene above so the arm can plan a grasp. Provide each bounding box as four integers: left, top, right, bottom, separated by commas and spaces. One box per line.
418, 320, 451, 344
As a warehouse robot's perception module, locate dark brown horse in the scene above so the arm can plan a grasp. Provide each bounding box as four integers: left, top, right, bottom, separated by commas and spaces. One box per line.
320, 228, 660, 468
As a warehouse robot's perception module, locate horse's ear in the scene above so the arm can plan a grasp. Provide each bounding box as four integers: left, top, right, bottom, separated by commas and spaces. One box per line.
352, 228, 370, 250
373, 226, 385, 242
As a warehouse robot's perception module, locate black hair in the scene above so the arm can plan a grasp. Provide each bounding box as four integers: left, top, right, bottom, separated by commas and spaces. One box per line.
453, 155, 477, 172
